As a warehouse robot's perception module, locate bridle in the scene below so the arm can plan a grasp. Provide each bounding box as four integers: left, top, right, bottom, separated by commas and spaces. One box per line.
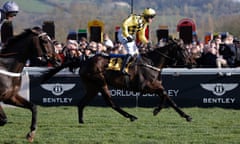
35, 31, 56, 63
0, 29, 55, 77
155, 50, 173, 61
141, 42, 189, 69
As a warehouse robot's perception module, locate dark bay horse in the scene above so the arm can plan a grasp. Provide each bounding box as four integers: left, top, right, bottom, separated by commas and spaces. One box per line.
42, 39, 192, 124
77, 40, 192, 123
0, 27, 60, 142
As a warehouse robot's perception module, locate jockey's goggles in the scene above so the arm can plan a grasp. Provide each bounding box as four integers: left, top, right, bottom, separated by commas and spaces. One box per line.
145, 15, 155, 19
7, 11, 18, 17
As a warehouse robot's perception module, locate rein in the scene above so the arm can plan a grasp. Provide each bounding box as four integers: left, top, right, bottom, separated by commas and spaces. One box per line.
0, 69, 21, 77
155, 50, 173, 61
0, 52, 22, 77
138, 63, 161, 72
0, 52, 18, 57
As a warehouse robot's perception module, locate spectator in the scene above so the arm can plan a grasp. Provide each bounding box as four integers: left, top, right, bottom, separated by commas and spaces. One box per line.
63, 39, 81, 58
82, 47, 94, 60
88, 41, 98, 54
63, 39, 83, 72
234, 39, 240, 67
190, 44, 202, 67
103, 33, 114, 51
53, 40, 65, 64
97, 42, 107, 54
219, 35, 236, 67
79, 37, 88, 49
200, 40, 227, 68
214, 35, 222, 51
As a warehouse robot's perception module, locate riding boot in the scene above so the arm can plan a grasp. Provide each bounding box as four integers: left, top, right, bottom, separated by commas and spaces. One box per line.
120, 54, 132, 75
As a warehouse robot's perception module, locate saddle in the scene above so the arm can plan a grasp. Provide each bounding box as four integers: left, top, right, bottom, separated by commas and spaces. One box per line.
106, 54, 134, 72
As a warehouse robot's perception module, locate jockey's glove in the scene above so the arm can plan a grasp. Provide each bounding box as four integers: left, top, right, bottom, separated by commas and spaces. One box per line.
147, 42, 152, 49
127, 36, 133, 42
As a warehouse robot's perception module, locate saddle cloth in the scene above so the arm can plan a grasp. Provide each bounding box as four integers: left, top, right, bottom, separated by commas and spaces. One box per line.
106, 54, 131, 72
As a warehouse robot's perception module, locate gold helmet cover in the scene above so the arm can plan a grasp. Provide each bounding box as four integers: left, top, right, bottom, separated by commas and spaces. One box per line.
142, 8, 156, 18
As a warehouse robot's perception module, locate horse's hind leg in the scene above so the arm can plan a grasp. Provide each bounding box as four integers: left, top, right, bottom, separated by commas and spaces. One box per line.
0, 105, 7, 126
3, 94, 37, 142
100, 85, 138, 122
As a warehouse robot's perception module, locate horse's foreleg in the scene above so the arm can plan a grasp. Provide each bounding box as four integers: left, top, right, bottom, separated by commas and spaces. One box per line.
0, 105, 7, 126
77, 84, 102, 124
153, 91, 166, 116
3, 94, 37, 142
77, 90, 98, 124
162, 90, 192, 122
77, 97, 88, 124
101, 86, 138, 122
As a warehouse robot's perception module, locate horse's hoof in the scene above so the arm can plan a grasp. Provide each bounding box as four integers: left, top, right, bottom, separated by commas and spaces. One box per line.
153, 108, 160, 116
79, 119, 84, 124
0, 119, 7, 126
130, 116, 138, 122
26, 131, 35, 143
186, 116, 192, 122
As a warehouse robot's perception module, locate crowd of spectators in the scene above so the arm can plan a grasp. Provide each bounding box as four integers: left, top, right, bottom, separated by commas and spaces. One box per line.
27, 33, 127, 67
186, 34, 240, 68
27, 32, 240, 69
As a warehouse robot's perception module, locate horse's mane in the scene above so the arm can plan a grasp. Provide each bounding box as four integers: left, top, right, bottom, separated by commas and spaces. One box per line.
140, 39, 181, 66
0, 29, 35, 55
4, 29, 33, 48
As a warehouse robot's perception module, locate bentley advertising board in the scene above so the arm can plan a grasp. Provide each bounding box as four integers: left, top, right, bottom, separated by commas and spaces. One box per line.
25, 67, 240, 108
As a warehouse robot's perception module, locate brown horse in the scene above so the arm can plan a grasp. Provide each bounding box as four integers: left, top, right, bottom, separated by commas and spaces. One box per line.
0, 27, 60, 142
42, 39, 192, 124
77, 40, 192, 123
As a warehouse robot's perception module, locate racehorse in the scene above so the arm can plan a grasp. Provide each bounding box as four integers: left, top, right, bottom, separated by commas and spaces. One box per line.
0, 27, 60, 142
42, 39, 193, 124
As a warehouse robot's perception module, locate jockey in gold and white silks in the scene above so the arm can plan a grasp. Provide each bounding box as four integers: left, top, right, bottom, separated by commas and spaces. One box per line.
117, 8, 156, 74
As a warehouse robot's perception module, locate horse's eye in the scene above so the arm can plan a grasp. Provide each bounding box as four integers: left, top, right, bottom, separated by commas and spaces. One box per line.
43, 40, 49, 43
40, 37, 49, 43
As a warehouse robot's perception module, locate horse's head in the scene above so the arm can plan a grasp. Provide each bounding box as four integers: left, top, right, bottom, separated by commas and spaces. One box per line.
1, 27, 61, 67
30, 27, 61, 67
149, 39, 190, 68
168, 39, 191, 67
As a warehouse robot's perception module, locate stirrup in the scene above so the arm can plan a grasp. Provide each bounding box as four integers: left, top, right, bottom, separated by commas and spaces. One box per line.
121, 70, 130, 76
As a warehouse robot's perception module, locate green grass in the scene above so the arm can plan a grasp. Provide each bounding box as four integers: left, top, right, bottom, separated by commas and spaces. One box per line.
0, 106, 240, 144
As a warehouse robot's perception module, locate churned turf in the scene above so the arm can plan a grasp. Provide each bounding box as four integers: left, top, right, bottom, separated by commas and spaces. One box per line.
0, 106, 239, 144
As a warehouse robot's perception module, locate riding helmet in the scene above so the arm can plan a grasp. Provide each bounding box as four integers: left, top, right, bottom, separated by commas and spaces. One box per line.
2, 1, 19, 15
142, 8, 156, 18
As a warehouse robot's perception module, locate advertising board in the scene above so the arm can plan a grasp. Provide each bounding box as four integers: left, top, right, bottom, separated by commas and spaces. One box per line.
25, 67, 240, 108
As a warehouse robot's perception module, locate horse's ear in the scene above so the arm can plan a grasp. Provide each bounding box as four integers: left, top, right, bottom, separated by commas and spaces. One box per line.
176, 39, 184, 47
31, 26, 42, 35
168, 37, 174, 43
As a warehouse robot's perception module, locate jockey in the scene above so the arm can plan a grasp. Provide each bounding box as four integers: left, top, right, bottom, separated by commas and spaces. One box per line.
0, 1, 19, 46
117, 8, 156, 75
